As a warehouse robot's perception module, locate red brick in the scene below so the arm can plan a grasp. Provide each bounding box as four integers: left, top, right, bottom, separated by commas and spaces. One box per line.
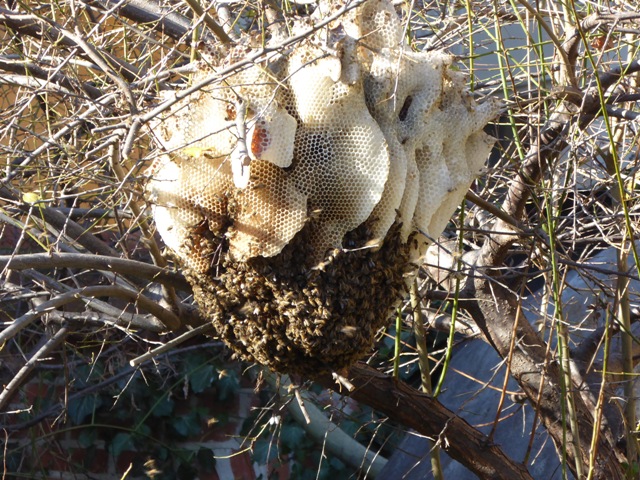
70, 445, 109, 472
230, 450, 256, 480
116, 450, 139, 473
24, 381, 63, 405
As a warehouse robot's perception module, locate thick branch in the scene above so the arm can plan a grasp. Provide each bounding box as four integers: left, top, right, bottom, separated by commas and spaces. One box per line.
0, 285, 178, 345
466, 50, 640, 480
183, 0, 233, 44
0, 252, 190, 292
315, 363, 534, 480
466, 279, 625, 479
36, 206, 121, 257
89, 0, 195, 42
0, 56, 103, 99
0, 7, 140, 82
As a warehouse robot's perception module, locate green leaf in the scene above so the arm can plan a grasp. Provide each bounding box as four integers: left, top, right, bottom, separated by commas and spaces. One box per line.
155, 445, 169, 462
78, 428, 97, 448
183, 352, 209, 372
171, 411, 203, 437
150, 394, 175, 417
74, 363, 105, 388
280, 423, 306, 453
68, 394, 102, 425
196, 448, 216, 473
111, 432, 134, 459
136, 423, 151, 437
190, 364, 215, 394
216, 369, 239, 401
253, 438, 279, 464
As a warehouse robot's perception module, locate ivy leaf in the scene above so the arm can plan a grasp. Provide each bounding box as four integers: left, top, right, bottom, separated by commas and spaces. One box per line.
78, 428, 97, 448
312, 451, 342, 480
189, 364, 215, 394
171, 411, 203, 437
280, 423, 306, 453
253, 438, 279, 464
216, 369, 239, 401
73, 363, 104, 389
67, 394, 102, 425
111, 432, 134, 459
136, 423, 151, 437
150, 394, 174, 417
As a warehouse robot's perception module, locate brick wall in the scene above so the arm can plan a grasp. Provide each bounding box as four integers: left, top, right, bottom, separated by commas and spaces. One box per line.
0, 221, 294, 478
4, 374, 291, 479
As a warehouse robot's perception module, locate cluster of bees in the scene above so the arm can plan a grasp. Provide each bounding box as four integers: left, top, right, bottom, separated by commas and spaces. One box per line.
185, 220, 410, 375
147, 0, 498, 375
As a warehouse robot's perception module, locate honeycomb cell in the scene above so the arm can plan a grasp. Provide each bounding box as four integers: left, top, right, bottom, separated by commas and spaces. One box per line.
369, 125, 408, 243
229, 160, 307, 261
146, 0, 500, 375
247, 104, 297, 168
358, 0, 402, 52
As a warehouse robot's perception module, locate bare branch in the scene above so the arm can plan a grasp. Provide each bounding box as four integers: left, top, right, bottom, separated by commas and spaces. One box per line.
183, 0, 233, 44
0, 252, 190, 291
0, 6, 141, 82
0, 56, 103, 99
129, 323, 214, 367
0, 325, 69, 411
88, 0, 195, 41
0, 285, 178, 345
315, 363, 535, 480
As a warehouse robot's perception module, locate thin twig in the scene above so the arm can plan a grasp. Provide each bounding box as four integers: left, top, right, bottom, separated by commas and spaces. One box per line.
0, 57, 103, 99
138, 0, 368, 124
331, 371, 355, 392
0, 285, 178, 346
108, 142, 182, 321
0, 325, 69, 411
410, 280, 444, 480
0, 94, 117, 183
293, 387, 311, 425
183, 0, 233, 44
129, 323, 215, 367
231, 97, 251, 188
90, 0, 195, 41
0, 7, 140, 82
266, 371, 387, 476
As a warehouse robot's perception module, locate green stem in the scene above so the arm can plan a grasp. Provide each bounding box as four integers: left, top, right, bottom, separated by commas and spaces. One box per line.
587, 310, 612, 480
545, 190, 583, 479
393, 308, 402, 380
433, 202, 465, 398
577, 23, 640, 472
410, 281, 444, 480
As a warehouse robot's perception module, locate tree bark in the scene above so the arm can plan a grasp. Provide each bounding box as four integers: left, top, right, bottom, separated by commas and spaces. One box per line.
316, 363, 535, 480
457, 56, 640, 480
467, 278, 626, 479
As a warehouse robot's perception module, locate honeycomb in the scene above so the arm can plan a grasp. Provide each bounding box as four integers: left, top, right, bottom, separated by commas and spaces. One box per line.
146, 0, 500, 376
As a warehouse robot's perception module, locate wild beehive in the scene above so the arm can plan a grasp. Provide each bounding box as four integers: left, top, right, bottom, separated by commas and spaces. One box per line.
146, 0, 500, 376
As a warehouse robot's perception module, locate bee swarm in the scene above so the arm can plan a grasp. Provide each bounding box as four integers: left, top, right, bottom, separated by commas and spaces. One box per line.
146, 0, 500, 376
